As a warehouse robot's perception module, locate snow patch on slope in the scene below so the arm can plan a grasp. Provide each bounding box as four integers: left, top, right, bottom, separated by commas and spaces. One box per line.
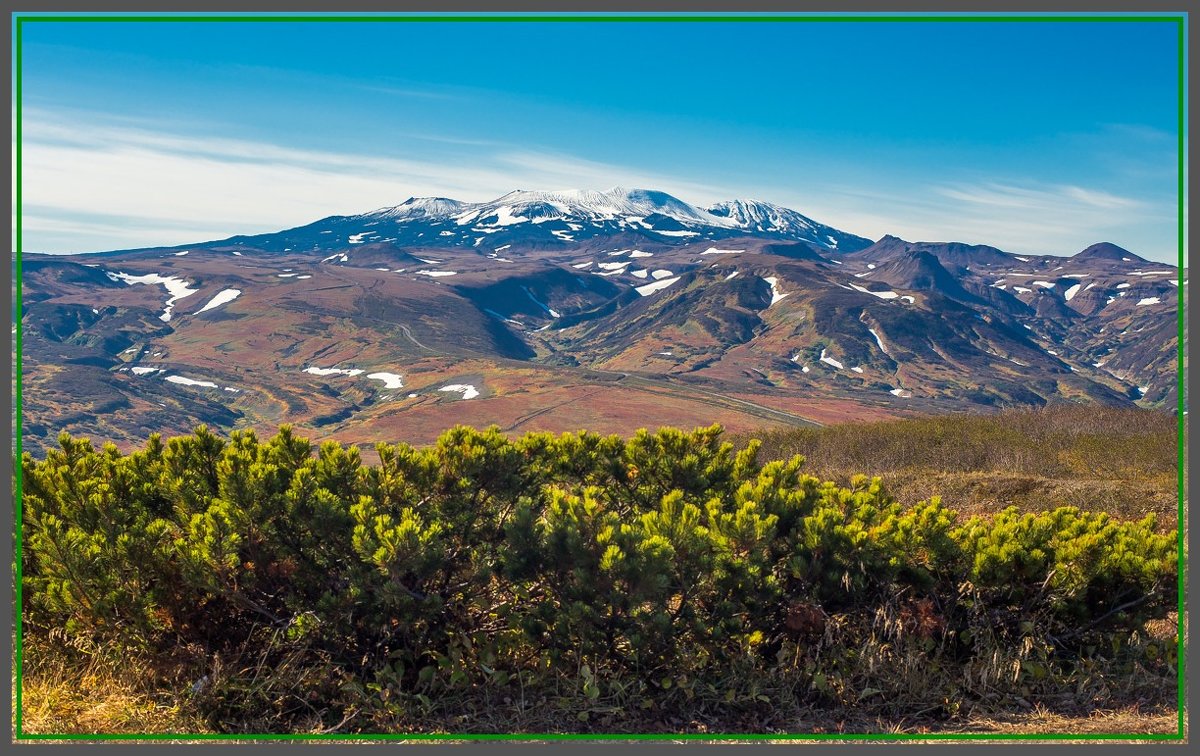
868, 328, 888, 355
819, 348, 843, 370
635, 277, 681, 296
194, 288, 242, 315
522, 287, 561, 318
439, 384, 480, 400
366, 372, 404, 389
107, 271, 198, 322
304, 366, 365, 377
763, 276, 789, 306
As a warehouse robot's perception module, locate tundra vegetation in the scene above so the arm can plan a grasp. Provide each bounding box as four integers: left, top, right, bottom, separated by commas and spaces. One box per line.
18, 410, 1180, 735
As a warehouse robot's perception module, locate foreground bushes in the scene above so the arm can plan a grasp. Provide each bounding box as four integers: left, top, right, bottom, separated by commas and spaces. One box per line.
20, 425, 1179, 733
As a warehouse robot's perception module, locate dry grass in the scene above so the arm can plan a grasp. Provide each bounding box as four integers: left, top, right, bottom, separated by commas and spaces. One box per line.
17, 660, 1181, 740
840, 470, 1178, 531
16, 633, 209, 738
749, 405, 1178, 478
17, 685, 1180, 740
17, 619, 1181, 738
950, 704, 1180, 736
19, 663, 207, 737
740, 405, 1181, 528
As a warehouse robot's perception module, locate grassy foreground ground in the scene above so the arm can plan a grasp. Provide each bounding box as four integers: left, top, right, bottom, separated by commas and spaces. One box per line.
16, 633, 1183, 739
17, 405, 1184, 739
15, 650, 1183, 739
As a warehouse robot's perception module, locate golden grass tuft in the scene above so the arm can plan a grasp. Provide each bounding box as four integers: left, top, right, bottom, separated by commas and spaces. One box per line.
17, 644, 210, 737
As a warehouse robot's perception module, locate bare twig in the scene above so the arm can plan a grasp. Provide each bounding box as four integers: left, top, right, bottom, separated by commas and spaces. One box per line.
314, 708, 358, 735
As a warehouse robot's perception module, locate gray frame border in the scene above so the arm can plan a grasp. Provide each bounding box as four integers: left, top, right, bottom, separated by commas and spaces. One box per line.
3, 1, 1193, 751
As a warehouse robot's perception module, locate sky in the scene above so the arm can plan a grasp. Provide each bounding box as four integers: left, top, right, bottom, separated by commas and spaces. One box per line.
14, 14, 1186, 263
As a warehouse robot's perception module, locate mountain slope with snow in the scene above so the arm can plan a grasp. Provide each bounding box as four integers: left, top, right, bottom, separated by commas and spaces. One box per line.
706, 199, 871, 250
203, 187, 873, 254
21, 216, 1182, 458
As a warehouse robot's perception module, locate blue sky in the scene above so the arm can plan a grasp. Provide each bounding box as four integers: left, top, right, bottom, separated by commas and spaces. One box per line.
15, 15, 1186, 262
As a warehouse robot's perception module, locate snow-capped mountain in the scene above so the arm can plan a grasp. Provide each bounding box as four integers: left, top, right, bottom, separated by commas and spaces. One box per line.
371, 197, 468, 220
212, 187, 874, 254
705, 199, 865, 250
443, 187, 740, 228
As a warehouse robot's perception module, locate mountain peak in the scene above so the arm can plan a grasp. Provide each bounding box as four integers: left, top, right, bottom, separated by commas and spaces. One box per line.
870, 248, 981, 303
206, 186, 874, 254
1074, 242, 1146, 263
467, 187, 737, 230
851, 236, 1014, 270
851, 234, 914, 261
369, 196, 466, 219
705, 198, 871, 251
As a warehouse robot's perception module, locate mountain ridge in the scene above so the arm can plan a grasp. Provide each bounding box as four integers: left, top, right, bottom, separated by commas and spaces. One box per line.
58, 187, 1172, 269
80, 186, 874, 257
18, 185, 1182, 456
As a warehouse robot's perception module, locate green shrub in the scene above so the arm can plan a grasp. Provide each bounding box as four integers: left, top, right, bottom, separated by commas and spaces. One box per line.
19, 423, 1179, 732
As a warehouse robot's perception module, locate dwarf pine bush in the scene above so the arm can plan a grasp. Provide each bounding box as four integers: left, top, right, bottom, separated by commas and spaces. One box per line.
19, 424, 1179, 732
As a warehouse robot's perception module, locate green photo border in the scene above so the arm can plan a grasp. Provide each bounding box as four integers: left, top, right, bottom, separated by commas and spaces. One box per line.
9, 10, 1189, 742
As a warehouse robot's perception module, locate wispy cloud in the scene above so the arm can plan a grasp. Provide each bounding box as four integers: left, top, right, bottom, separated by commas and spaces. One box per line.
789, 177, 1173, 260
16, 107, 731, 252
354, 83, 462, 101
20, 207, 231, 252
1059, 185, 1144, 210
223, 62, 465, 102
15, 106, 1180, 263
490, 150, 730, 204
937, 182, 1142, 212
